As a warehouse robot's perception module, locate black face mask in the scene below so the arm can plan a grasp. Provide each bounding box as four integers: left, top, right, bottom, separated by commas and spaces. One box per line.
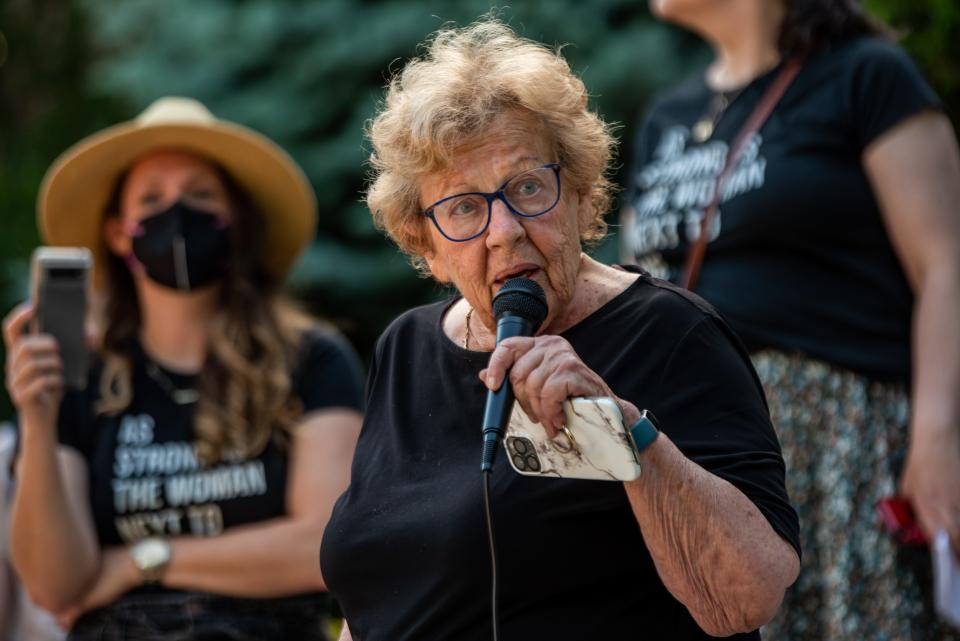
130, 201, 232, 291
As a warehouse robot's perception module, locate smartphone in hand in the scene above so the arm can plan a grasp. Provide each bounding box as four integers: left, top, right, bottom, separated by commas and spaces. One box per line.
505, 397, 643, 482
30, 247, 92, 390
876, 496, 928, 545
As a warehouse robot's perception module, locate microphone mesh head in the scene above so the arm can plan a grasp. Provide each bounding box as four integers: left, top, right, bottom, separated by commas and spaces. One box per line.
492, 278, 548, 327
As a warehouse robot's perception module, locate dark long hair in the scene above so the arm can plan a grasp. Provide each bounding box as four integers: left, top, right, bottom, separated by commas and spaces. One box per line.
779, 0, 891, 57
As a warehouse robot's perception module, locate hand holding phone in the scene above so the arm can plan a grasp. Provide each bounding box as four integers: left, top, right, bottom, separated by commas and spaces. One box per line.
504, 397, 643, 481
876, 496, 928, 546
30, 247, 91, 390
2, 302, 65, 429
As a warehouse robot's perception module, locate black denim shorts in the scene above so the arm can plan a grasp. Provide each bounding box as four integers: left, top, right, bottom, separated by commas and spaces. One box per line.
67, 590, 333, 641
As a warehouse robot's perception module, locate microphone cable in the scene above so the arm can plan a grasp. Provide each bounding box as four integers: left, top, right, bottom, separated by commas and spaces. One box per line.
477, 278, 548, 641
482, 470, 500, 641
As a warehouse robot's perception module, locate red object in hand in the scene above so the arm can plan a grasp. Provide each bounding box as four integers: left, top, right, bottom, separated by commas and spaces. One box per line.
876, 496, 929, 545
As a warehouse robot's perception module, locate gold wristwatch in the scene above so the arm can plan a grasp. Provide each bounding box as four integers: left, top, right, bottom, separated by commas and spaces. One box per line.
130, 537, 172, 584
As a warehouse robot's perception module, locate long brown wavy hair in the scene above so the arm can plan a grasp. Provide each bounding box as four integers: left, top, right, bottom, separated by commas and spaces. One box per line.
779, 0, 891, 56
95, 162, 312, 464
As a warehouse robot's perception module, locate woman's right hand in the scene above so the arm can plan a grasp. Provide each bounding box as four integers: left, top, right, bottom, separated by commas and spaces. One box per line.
3, 303, 64, 430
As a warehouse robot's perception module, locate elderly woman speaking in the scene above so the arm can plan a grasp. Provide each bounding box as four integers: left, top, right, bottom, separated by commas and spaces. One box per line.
321, 20, 799, 641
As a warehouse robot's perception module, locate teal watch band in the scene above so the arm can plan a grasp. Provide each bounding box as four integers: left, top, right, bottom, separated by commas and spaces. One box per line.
628, 410, 660, 456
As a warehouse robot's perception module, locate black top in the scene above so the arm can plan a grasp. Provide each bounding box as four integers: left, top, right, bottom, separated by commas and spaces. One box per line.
621, 37, 940, 382
320, 271, 799, 641
58, 330, 364, 547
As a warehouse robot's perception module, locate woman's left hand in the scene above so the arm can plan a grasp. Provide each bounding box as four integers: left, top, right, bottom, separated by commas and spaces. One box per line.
480, 335, 637, 437
900, 427, 960, 555
865, 111, 960, 556
55, 547, 141, 629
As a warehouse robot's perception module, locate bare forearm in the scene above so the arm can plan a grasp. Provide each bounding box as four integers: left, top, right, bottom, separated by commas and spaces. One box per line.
163, 517, 326, 597
623, 434, 799, 636
162, 411, 360, 598
10, 431, 97, 610
911, 264, 960, 440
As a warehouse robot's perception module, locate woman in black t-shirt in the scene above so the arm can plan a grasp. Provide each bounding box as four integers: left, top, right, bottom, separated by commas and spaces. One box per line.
321, 19, 800, 641
622, 1, 960, 639
2, 97, 364, 640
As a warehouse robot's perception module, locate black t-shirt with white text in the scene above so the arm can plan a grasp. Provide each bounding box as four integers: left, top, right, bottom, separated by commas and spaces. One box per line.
58, 330, 364, 547
621, 37, 940, 382
321, 271, 799, 641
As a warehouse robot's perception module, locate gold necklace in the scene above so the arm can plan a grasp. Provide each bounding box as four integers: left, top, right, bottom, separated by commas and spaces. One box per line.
692, 87, 743, 143
694, 56, 780, 143
463, 306, 474, 350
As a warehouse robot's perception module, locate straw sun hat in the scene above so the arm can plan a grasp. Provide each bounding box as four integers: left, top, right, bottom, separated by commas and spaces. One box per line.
38, 96, 317, 286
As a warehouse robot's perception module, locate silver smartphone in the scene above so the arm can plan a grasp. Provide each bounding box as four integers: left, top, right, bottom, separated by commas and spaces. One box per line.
504, 397, 643, 482
30, 247, 92, 390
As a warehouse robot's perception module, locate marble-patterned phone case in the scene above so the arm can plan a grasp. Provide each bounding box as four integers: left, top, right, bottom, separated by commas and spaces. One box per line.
504, 397, 642, 481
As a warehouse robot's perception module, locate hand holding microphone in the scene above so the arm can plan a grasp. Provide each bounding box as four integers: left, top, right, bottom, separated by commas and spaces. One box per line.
479, 278, 641, 470
479, 278, 547, 472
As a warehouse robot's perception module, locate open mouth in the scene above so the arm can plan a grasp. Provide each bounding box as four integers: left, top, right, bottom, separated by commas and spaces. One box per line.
493, 266, 540, 288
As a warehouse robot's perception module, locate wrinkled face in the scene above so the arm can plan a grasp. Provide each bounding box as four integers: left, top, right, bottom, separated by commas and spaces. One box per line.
105, 150, 232, 257
418, 112, 592, 332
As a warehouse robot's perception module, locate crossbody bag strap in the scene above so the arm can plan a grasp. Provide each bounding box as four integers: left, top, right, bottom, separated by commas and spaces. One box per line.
680, 57, 804, 291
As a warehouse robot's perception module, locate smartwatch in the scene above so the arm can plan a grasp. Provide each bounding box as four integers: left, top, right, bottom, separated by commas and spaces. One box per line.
627, 409, 660, 458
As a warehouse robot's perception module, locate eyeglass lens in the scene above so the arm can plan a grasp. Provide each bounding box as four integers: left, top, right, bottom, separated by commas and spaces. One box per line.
431, 165, 559, 241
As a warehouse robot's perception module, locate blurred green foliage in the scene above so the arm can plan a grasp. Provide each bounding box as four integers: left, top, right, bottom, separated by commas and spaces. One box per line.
866, 0, 960, 123
0, 1, 957, 422
1, 0, 127, 421
71, 0, 702, 343
0, 0, 703, 420
0, 1, 121, 303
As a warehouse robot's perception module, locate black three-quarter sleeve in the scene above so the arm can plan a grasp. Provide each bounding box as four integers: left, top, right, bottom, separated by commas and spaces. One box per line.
653, 315, 801, 558
293, 330, 365, 414
846, 38, 941, 152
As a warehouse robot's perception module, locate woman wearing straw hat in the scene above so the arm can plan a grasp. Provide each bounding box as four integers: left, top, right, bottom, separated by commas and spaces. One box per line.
2, 97, 364, 640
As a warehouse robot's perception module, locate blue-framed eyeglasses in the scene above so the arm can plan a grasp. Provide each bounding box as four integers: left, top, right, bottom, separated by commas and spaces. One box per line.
422, 163, 561, 242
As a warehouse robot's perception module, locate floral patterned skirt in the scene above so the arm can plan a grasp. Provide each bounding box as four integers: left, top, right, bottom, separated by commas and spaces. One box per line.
753, 350, 959, 641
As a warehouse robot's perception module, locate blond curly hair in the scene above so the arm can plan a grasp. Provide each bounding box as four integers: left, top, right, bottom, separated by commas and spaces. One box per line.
366, 18, 617, 274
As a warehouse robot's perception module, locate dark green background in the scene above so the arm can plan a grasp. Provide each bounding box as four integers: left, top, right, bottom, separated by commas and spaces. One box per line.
1, 0, 957, 421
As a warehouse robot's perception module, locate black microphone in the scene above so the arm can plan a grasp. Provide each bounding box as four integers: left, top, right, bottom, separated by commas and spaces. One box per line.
480, 277, 548, 472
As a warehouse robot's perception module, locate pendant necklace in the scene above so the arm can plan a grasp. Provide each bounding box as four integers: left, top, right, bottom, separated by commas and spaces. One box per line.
692, 86, 744, 143
145, 361, 200, 405
693, 54, 782, 143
